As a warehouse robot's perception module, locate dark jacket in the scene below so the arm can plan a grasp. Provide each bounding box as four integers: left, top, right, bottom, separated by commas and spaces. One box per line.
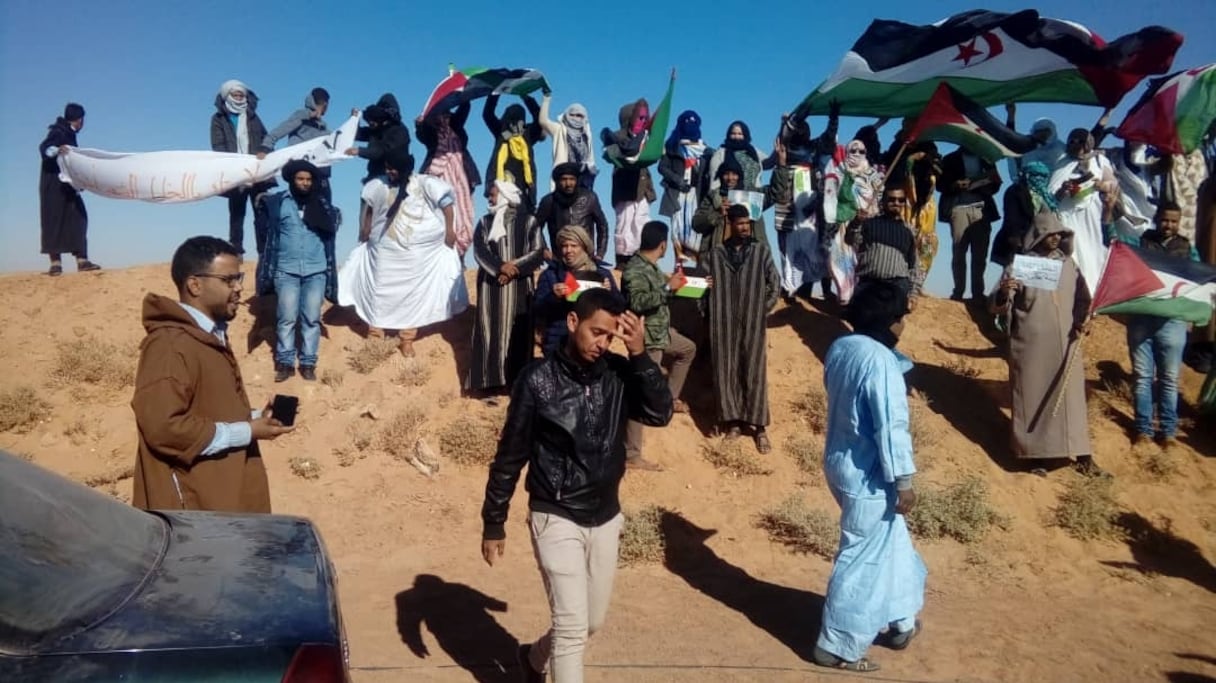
210, 91, 268, 154
481, 348, 673, 539
535, 189, 611, 257
483, 94, 544, 202
255, 191, 339, 303
604, 100, 657, 205
355, 94, 411, 182
415, 102, 481, 191
1140, 229, 1193, 259
938, 149, 1001, 223
534, 260, 621, 355
992, 183, 1038, 267
39, 119, 77, 175
657, 145, 713, 216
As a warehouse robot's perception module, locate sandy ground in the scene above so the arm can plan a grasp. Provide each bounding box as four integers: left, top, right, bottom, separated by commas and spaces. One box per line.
1, 263, 1214, 683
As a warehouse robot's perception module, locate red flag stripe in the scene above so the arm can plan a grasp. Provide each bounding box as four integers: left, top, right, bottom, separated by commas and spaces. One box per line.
1089, 242, 1164, 312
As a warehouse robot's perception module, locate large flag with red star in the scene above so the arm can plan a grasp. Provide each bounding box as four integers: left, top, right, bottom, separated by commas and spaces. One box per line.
907, 83, 1037, 162
793, 10, 1181, 118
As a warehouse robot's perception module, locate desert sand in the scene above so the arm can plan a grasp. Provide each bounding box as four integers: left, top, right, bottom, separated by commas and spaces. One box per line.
1, 263, 1213, 683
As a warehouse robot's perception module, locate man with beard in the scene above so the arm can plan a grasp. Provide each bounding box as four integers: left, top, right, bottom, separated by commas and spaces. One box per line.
256, 160, 339, 382
535, 162, 611, 259
132, 236, 293, 513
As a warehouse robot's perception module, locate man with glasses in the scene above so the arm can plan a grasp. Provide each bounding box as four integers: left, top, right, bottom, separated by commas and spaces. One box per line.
847, 187, 920, 308
132, 236, 293, 513
939, 146, 1001, 302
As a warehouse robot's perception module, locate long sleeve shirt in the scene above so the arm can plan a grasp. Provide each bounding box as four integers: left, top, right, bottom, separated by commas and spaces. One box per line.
178, 303, 258, 455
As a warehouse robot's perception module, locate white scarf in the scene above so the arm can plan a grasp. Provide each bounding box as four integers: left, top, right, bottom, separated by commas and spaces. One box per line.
219, 79, 250, 154
488, 180, 522, 241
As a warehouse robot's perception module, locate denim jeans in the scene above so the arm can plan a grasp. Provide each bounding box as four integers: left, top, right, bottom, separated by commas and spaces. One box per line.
274, 270, 326, 367
1127, 316, 1188, 438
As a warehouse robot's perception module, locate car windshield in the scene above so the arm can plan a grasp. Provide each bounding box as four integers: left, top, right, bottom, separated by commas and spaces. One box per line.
0, 452, 165, 655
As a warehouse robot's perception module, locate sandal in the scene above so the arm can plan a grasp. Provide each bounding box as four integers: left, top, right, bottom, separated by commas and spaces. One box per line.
884, 619, 922, 651
812, 645, 880, 672
76, 260, 101, 272
754, 430, 772, 455
48, 264, 63, 277
723, 424, 742, 440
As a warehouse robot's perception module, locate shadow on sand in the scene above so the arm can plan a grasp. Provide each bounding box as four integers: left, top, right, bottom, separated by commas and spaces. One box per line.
394, 574, 519, 682
1102, 513, 1216, 594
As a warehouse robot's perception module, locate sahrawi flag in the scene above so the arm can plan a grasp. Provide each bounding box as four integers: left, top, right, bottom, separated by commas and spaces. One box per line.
421, 67, 549, 118
907, 83, 1037, 162
1090, 241, 1216, 325
794, 10, 1181, 117
1116, 64, 1216, 154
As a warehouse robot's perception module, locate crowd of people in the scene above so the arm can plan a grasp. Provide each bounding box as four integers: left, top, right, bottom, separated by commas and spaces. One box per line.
35, 72, 1214, 681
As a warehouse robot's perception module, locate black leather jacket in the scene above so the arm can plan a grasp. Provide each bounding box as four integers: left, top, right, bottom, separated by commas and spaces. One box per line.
482, 348, 673, 539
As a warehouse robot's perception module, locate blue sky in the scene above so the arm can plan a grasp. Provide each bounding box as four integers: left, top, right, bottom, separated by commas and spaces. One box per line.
2, 0, 1213, 296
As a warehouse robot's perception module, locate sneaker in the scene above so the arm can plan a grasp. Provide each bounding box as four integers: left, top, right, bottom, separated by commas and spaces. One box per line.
299, 366, 317, 381
516, 644, 544, 683
274, 364, 295, 383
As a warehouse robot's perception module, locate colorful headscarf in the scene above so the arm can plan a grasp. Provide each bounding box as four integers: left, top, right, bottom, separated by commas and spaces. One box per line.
1019, 160, 1058, 212
561, 103, 590, 166
556, 225, 596, 272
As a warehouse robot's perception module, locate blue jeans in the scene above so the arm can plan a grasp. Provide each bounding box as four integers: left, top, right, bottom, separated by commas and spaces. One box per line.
274, 270, 326, 367
1127, 316, 1187, 438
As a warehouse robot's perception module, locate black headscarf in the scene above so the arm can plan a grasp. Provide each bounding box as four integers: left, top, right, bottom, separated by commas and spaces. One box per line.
716, 155, 745, 190
722, 120, 759, 162
281, 159, 330, 233
63, 103, 85, 121
842, 280, 908, 349
383, 149, 417, 223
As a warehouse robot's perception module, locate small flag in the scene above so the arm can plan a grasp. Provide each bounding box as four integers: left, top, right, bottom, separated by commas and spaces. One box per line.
674, 276, 709, 299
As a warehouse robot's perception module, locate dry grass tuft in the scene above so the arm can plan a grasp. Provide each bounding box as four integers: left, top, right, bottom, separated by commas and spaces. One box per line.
907, 390, 941, 455
63, 417, 94, 446
619, 505, 668, 566
1139, 447, 1180, 482
50, 336, 134, 389
320, 370, 344, 389
377, 407, 428, 461
944, 357, 981, 379
701, 438, 772, 476
790, 385, 828, 433
347, 338, 399, 374
1054, 476, 1119, 541
333, 447, 362, 467
84, 465, 135, 488
289, 456, 322, 480
757, 496, 838, 560
906, 476, 1006, 543
393, 358, 433, 387
783, 432, 823, 477
438, 416, 501, 466
0, 386, 52, 434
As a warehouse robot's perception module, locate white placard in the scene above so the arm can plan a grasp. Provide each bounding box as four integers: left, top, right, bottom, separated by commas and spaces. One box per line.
1012, 254, 1063, 291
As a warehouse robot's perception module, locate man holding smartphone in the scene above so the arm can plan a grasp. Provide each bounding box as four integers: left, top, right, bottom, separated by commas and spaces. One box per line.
132, 236, 293, 513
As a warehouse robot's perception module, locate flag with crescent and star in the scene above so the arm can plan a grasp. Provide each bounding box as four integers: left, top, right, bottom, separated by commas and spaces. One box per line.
793, 10, 1182, 118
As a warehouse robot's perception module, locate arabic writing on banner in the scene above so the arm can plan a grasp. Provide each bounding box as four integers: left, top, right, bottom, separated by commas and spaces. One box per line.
1012, 254, 1064, 291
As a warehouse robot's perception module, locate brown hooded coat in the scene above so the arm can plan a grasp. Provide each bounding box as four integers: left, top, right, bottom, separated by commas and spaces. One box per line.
131, 293, 270, 512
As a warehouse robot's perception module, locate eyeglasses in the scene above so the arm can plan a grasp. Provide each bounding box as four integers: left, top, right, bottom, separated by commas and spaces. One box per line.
193, 272, 245, 287
848, 148, 866, 155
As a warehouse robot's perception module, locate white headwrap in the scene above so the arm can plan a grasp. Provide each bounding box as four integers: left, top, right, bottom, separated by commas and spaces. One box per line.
488, 180, 522, 242
219, 79, 250, 154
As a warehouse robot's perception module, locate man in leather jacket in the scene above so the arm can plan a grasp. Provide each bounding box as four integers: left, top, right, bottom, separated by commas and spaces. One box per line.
480, 287, 672, 682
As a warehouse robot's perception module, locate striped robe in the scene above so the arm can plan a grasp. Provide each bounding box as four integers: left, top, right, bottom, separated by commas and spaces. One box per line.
704, 238, 781, 426
466, 208, 545, 391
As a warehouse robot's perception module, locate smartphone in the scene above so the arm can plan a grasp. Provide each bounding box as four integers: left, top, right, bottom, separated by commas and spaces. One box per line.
271, 394, 299, 427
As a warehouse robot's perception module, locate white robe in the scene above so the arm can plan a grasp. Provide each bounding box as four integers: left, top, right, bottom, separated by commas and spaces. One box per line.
1049, 154, 1114, 293
338, 175, 469, 329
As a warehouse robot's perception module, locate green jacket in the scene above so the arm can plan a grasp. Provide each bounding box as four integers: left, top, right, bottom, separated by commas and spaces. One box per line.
621, 253, 671, 349
691, 165, 792, 260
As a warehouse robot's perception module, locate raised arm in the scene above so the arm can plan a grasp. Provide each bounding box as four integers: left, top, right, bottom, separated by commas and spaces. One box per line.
482, 94, 501, 136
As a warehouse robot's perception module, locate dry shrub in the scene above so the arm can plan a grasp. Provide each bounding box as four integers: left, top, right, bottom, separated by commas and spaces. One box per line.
944, 357, 981, 379
333, 447, 361, 467
436, 391, 456, 408
619, 505, 668, 566
783, 432, 823, 477
1099, 377, 1134, 407
50, 336, 134, 389
438, 416, 501, 466
1054, 476, 1119, 541
84, 465, 134, 488
347, 338, 399, 374
63, 417, 93, 446
394, 358, 432, 387
320, 370, 344, 389
289, 456, 322, 480
377, 407, 428, 461
1139, 448, 1179, 482
906, 476, 1006, 543
907, 390, 941, 455
791, 385, 828, 433
757, 496, 838, 560
702, 438, 772, 476
0, 386, 51, 433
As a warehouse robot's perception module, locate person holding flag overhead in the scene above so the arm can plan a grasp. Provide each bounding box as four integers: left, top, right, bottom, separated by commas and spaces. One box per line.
483, 92, 545, 205
604, 97, 658, 265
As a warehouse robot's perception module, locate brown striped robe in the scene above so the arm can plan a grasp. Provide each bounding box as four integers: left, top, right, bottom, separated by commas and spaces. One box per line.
704, 238, 781, 426
466, 207, 545, 391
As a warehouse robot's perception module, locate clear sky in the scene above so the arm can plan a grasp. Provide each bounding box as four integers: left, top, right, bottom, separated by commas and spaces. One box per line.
2, 0, 1213, 296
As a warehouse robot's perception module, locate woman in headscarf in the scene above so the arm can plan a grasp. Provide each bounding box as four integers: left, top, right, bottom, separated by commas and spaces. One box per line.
466, 181, 546, 396
337, 147, 468, 357
210, 79, 271, 254
989, 212, 1102, 476
483, 93, 544, 205
416, 103, 480, 258
692, 144, 790, 260
827, 138, 886, 226
658, 110, 712, 261
602, 98, 658, 265
39, 102, 98, 275
1049, 128, 1116, 292
534, 224, 620, 355
540, 93, 597, 191
992, 160, 1058, 267
345, 93, 412, 184
707, 120, 770, 191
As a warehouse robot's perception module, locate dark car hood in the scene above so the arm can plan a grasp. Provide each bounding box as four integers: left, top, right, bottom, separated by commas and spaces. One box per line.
54, 511, 340, 654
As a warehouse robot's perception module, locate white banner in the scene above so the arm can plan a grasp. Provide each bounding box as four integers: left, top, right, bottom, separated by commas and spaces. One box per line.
56, 115, 360, 203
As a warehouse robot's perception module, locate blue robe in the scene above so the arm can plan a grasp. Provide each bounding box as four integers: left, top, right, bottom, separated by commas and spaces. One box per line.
817, 333, 926, 662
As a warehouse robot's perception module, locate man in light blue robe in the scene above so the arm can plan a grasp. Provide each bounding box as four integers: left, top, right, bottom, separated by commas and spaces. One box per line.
813, 280, 926, 673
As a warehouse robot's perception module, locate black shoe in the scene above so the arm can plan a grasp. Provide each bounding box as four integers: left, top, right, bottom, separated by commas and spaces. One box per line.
77, 260, 102, 272
517, 644, 544, 683
299, 366, 317, 381
274, 364, 295, 383
949, 293, 965, 302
